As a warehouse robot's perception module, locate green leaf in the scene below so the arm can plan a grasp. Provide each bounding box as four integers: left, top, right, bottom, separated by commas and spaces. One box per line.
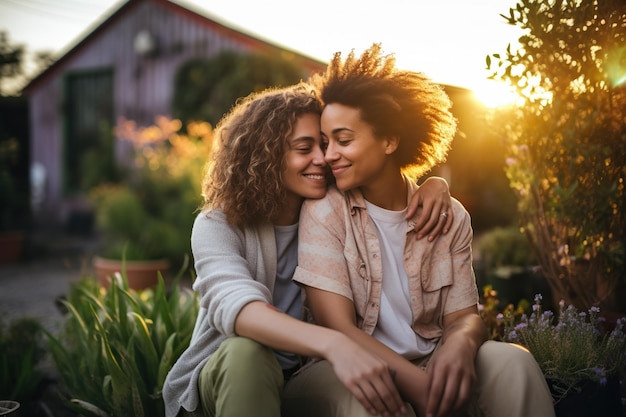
69, 399, 110, 417
156, 333, 176, 389
129, 311, 159, 383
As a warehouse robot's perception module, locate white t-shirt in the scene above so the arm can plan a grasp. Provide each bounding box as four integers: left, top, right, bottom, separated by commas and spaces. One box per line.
366, 201, 436, 359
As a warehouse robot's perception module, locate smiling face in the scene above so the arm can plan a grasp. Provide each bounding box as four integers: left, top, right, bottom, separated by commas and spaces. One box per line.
281, 112, 328, 208
321, 103, 397, 192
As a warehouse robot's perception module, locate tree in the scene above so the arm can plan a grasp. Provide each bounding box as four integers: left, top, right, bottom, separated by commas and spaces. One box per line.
171, 50, 306, 126
0, 31, 54, 96
487, 0, 626, 312
0, 31, 25, 96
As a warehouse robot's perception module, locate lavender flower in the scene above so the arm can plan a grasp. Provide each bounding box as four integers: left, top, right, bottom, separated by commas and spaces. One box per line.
501, 293, 626, 401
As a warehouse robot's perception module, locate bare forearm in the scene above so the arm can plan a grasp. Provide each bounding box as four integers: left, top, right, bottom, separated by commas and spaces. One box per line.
442, 313, 487, 354
235, 301, 342, 358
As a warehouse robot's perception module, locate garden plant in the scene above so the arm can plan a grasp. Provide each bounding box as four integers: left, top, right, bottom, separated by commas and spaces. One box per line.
91, 116, 210, 269
500, 294, 626, 416
44, 268, 199, 417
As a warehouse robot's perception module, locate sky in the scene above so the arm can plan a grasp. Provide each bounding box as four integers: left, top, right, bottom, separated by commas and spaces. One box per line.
0, 0, 523, 104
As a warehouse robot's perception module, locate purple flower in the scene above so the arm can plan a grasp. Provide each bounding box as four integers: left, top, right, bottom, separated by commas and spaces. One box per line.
496, 313, 504, 320
610, 326, 625, 338
497, 294, 626, 390
593, 368, 608, 386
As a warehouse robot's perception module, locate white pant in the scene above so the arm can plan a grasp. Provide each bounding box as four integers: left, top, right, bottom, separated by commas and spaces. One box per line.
282, 341, 555, 417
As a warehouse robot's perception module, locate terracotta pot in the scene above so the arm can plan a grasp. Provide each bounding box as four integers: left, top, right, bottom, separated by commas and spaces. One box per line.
93, 256, 170, 290
0, 401, 19, 416
0, 231, 25, 264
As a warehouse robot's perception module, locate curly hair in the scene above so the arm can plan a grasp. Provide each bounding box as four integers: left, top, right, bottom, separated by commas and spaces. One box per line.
309, 43, 457, 180
201, 83, 322, 226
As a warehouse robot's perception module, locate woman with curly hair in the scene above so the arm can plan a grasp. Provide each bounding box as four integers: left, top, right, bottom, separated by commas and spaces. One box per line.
285, 45, 555, 417
162, 82, 453, 417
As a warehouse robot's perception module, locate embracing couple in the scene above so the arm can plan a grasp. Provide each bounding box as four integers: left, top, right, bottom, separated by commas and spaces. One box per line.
163, 44, 555, 417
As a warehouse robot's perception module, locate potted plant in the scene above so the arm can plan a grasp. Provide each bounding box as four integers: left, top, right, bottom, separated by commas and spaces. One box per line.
0, 138, 27, 263
500, 294, 626, 417
91, 117, 210, 289
91, 183, 175, 289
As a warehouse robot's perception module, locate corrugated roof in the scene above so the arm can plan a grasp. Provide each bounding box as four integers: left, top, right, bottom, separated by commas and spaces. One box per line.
22, 0, 326, 94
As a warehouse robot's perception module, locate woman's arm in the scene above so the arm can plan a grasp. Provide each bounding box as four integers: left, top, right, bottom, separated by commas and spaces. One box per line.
406, 176, 453, 241
303, 286, 431, 416
235, 301, 406, 417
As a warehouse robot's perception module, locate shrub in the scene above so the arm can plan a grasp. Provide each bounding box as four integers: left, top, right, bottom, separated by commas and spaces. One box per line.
92, 117, 210, 267
486, 0, 626, 312
476, 226, 536, 270
45, 269, 199, 417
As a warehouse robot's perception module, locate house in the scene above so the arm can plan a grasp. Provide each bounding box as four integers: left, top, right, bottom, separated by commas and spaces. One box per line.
22, 0, 517, 241
22, 0, 326, 233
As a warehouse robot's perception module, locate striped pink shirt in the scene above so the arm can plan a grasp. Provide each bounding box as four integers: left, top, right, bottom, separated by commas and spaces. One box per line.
294, 180, 478, 340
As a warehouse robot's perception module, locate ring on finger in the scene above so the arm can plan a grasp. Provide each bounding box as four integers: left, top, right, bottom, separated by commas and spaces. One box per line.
440, 211, 448, 218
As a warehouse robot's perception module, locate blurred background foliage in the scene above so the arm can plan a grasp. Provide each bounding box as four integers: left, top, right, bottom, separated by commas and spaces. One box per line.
171, 50, 306, 127
90, 117, 211, 269
486, 0, 626, 313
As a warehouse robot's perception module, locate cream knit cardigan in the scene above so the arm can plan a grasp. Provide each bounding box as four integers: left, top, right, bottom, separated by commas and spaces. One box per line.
163, 210, 278, 417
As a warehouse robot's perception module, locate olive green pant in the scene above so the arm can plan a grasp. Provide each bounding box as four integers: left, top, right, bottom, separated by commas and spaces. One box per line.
181, 337, 284, 417
282, 341, 556, 417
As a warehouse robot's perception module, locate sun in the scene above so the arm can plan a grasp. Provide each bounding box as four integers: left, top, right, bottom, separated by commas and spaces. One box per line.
471, 79, 521, 108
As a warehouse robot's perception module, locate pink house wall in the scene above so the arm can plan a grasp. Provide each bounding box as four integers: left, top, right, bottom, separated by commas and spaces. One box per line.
25, 0, 325, 229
